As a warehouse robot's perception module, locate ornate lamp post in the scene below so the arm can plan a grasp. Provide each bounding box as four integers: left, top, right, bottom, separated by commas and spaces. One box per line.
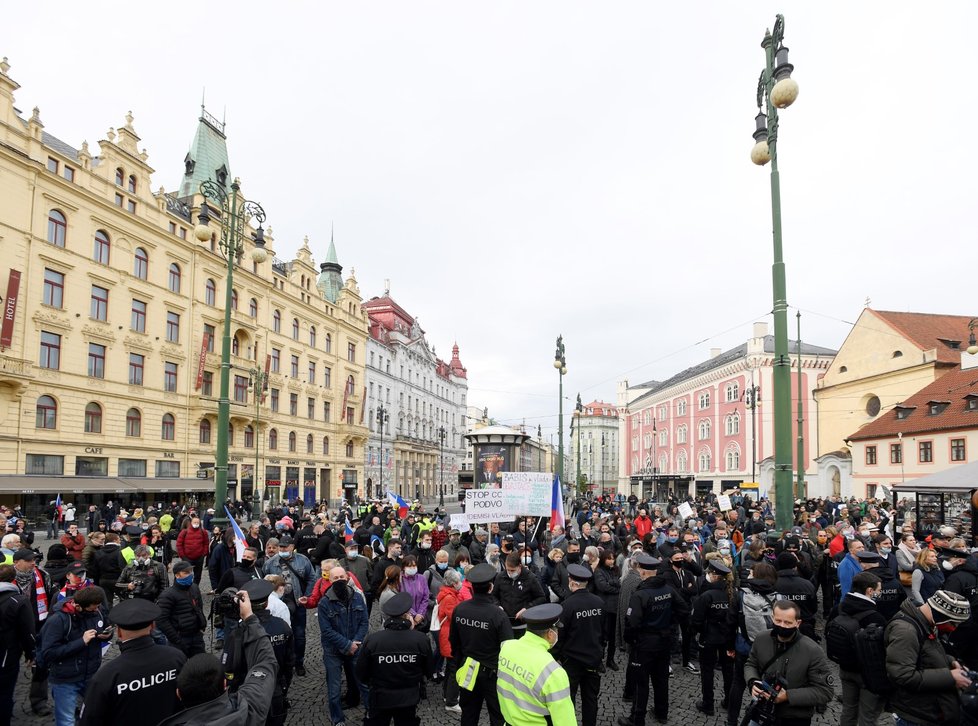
248, 365, 269, 515
194, 178, 267, 528
438, 426, 446, 507
554, 336, 567, 481
376, 405, 389, 500
575, 394, 583, 495
750, 14, 799, 531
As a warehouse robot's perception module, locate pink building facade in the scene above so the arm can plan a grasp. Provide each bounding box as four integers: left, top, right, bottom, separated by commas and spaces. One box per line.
618, 323, 835, 501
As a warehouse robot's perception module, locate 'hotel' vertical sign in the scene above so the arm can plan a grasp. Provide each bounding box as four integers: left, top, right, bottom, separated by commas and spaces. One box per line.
0, 269, 21, 350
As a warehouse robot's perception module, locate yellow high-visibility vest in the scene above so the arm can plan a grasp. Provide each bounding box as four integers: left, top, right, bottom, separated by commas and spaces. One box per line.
496, 631, 577, 726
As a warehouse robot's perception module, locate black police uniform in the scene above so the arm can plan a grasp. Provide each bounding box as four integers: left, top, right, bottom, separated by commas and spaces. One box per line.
662, 547, 701, 668
940, 549, 978, 667
355, 591, 433, 726
553, 564, 604, 726
448, 564, 514, 726
690, 560, 733, 714
775, 560, 818, 641
621, 555, 689, 726
866, 563, 906, 621
77, 599, 187, 726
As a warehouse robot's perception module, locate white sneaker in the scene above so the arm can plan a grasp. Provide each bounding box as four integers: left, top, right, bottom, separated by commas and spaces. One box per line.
445, 704, 462, 714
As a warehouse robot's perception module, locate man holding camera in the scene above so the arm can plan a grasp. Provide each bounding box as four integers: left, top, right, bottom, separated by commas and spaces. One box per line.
117, 545, 167, 602
157, 560, 207, 657
743, 600, 833, 726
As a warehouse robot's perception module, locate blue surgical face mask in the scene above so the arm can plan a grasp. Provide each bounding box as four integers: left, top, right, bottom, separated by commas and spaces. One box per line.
176, 575, 193, 587
436, 562, 448, 571
666, 536, 678, 543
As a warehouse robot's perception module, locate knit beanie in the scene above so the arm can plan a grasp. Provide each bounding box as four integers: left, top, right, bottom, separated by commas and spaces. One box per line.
928, 590, 971, 624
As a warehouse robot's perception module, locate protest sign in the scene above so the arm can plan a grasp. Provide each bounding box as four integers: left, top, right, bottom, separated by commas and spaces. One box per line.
464, 489, 513, 523
501, 472, 552, 517
449, 513, 471, 531
717, 494, 732, 511
678, 502, 694, 520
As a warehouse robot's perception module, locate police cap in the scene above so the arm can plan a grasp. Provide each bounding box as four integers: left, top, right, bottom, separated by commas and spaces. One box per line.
635, 552, 661, 570
110, 598, 161, 629
522, 604, 563, 629
708, 559, 731, 575
567, 564, 593, 582
466, 563, 497, 585
938, 546, 971, 559
381, 590, 414, 617
241, 578, 275, 603
856, 550, 882, 563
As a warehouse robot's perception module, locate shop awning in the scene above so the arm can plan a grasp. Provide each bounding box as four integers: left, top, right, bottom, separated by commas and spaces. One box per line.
891, 460, 978, 493
0, 476, 219, 494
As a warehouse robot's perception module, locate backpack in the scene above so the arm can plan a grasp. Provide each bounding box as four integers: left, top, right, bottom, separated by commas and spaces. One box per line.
736, 588, 778, 655
825, 609, 876, 666
854, 613, 925, 695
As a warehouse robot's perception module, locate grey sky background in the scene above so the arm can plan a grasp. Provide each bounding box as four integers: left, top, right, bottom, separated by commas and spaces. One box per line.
5, 2, 977, 445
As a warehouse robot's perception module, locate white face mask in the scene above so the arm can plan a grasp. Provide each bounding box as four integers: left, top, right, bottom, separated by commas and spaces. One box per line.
404, 567, 418, 577
522, 556, 532, 565
719, 548, 731, 556
420, 542, 432, 550
943, 560, 956, 571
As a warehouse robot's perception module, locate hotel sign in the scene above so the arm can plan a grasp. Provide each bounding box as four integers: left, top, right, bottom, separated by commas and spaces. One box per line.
1, 269, 21, 349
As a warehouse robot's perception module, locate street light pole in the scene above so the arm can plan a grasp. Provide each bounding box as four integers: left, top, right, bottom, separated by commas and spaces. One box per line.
751, 14, 799, 531
554, 336, 567, 482
195, 179, 267, 528
248, 363, 269, 515
575, 395, 583, 495
438, 426, 446, 507
376, 405, 388, 500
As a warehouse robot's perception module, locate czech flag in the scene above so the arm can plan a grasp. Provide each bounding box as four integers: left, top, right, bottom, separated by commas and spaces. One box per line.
387, 490, 409, 520
225, 506, 248, 561
550, 474, 565, 532
54, 493, 63, 519
344, 517, 355, 543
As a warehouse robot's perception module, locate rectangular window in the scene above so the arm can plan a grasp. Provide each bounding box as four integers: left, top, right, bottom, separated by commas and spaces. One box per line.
43, 269, 64, 308
164, 362, 178, 392
234, 375, 248, 403
270, 388, 280, 413
951, 438, 966, 462
865, 445, 877, 465
168, 222, 177, 234
308, 397, 315, 419
118, 459, 147, 477
290, 355, 299, 378
63, 166, 74, 182
919, 441, 933, 463
244, 427, 254, 448
88, 343, 106, 378
89, 285, 109, 321
129, 353, 144, 385
114, 192, 124, 207
127, 199, 136, 214
347, 406, 355, 424
75, 456, 108, 476
323, 401, 331, 422
348, 342, 356, 362
290, 393, 298, 416
201, 370, 213, 396
890, 443, 902, 464
178, 227, 186, 240
131, 299, 146, 332
26, 453, 64, 475
204, 324, 216, 353
308, 361, 316, 384
324, 367, 331, 388
270, 348, 281, 373
47, 157, 58, 173
166, 312, 180, 343
39, 331, 61, 369
155, 461, 181, 478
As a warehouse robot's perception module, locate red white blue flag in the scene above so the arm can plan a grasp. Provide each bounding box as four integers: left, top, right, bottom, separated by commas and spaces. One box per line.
550, 475, 565, 532
387, 491, 409, 519
225, 506, 248, 560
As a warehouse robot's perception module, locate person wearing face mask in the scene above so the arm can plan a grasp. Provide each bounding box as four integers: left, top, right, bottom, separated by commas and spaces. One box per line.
56, 561, 94, 603
885, 590, 973, 726
862, 550, 906, 622
443, 528, 471, 567
493, 552, 547, 634
370, 538, 403, 604
116, 545, 167, 602
496, 603, 577, 726
399, 555, 430, 630
743, 600, 833, 726
318, 566, 370, 726
263, 536, 314, 677
663, 545, 701, 675
341, 543, 372, 608
691, 559, 734, 716
175, 517, 209, 585
213, 547, 263, 596
593, 548, 621, 671
156, 561, 207, 656
938, 545, 978, 671
410, 532, 437, 573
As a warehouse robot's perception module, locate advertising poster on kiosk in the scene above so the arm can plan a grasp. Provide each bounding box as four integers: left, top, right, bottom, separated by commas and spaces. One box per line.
477, 445, 510, 488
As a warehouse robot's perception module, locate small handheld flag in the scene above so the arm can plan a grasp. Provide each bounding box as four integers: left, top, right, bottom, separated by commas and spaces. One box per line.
225, 506, 248, 561
344, 517, 355, 543
387, 491, 409, 519
550, 474, 565, 532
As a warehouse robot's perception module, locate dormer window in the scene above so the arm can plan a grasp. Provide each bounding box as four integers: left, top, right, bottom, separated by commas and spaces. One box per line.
928, 401, 950, 416
215, 164, 228, 186
895, 405, 915, 420
966, 395, 978, 411
938, 338, 962, 350
184, 154, 195, 175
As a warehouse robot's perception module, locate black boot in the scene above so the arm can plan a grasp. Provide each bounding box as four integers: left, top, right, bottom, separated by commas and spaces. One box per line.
695, 700, 714, 715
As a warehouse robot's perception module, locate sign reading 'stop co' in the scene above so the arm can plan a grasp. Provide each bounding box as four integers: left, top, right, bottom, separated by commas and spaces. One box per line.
463, 489, 510, 523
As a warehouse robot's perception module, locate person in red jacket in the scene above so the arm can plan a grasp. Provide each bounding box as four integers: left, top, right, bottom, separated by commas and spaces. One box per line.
633, 509, 653, 540
59, 523, 86, 561
437, 568, 464, 713
175, 516, 209, 584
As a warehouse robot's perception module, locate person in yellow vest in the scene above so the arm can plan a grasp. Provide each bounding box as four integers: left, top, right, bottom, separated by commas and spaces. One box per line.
496, 603, 578, 726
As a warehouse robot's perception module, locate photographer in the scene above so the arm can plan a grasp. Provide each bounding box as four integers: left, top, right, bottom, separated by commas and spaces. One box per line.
743, 599, 833, 726
157, 561, 207, 657
117, 545, 167, 602
158, 589, 278, 726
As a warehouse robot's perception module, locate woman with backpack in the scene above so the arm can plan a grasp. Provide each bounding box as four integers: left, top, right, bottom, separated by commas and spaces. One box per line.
725, 561, 779, 726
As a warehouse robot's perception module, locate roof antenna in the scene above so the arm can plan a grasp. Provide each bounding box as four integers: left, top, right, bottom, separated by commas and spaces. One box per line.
864, 296, 871, 308
201, 88, 206, 112
222, 105, 226, 127
384, 278, 390, 296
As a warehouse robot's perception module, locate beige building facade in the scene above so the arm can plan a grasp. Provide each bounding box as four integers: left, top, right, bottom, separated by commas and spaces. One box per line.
0, 59, 368, 514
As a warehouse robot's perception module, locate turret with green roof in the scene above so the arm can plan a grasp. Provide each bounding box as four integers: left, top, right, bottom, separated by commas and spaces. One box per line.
317, 229, 343, 304
179, 105, 231, 198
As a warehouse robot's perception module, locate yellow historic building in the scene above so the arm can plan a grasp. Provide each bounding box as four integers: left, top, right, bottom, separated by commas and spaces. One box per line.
0, 58, 368, 515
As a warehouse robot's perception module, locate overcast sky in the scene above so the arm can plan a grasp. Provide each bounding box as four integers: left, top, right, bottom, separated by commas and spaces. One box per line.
6, 2, 978, 445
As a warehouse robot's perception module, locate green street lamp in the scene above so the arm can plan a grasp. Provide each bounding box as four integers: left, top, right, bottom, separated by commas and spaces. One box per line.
553, 336, 567, 482
575, 394, 583, 494
376, 405, 389, 500
195, 178, 268, 528
438, 426, 446, 508
751, 14, 799, 531
248, 365, 269, 516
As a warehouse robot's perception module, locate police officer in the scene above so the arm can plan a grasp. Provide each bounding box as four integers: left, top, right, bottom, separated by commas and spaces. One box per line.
774, 552, 818, 640
496, 604, 578, 726
355, 591, 433, 725
620, 553, 690, 726
448, 563, 514, 726
78, 598, 187, 726
553, 563, 603, 726
940, 545, 978, 668
690, 559, 733, 716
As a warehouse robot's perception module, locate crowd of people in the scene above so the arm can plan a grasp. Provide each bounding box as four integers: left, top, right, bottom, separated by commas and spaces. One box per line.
0, 491, 976, 726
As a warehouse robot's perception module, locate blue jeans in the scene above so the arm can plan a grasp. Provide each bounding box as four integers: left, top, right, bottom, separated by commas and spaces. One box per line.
322, 650, 368, 724
51, 680, 86, 726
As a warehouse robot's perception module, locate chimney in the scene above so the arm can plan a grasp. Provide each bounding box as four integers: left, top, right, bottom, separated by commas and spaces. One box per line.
710, 348, 722, 359
753, 322, 769, 338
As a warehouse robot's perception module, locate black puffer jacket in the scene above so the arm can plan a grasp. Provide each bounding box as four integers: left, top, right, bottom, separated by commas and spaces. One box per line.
94, 544, 125, 589
691, 578, 733, 646
156, 582, 206, 648
492, 566, 547, 625
593, 564, 621, 613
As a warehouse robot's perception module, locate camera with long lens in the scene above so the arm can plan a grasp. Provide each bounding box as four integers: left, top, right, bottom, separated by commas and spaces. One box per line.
743, 674, 789, 726
959, 669, 978, 720
214, 587, 242, 619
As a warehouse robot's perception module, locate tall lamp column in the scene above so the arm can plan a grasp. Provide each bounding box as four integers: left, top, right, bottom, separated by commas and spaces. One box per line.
554, 336, 567, 482
376, 406, 389, 499
248, 364, 269, 515
750, 14, 799, 531
438, 426, 446, 507
195, 179, 268, 528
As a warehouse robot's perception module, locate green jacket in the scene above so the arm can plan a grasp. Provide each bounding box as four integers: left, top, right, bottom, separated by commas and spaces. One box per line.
743, 629, 833, 720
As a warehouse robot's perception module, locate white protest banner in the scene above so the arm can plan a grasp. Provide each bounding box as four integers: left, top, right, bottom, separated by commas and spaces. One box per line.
717, 494, 732, 512
678, 502, 694, 520
464, 489, 514, 523
449, 513, 471, 531
501, 471, 552, 517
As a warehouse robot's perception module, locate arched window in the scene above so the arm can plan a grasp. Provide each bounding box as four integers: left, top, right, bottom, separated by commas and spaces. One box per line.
249, 298, 258, 318
725, 382, 740, 402
168, 263, 181, 292
677, 450, 688, 473
677, 425, 687, 444
230, 289, 238, 310
346, 375, 355, 396
677, 399, 687, 416
698, 419, 711, 440
93, 230, 110, 264
288, 431, 297, 452
127, 174, 137, 194
131, 247, 148, 279
322, 436, 329, 455
306, 434, 314, 454
345, 441, 354, 457
84, 402, 102, 433
205, 279, 216, 306
244, 425, 254, 448
47, 210, 67, 247
292, 318, 299, 340
199, 419, 211, 444
273, 309, 281, 333
725, 412, 740, 436
126, 408, 141, 437
698, 448, 712, 471
658, 453, 668, 474
726, 447, 741, 470
309, 326, 317, 348
269, 428, 278, 450
36, 395, 57, 429
115, 168, 125, 186
231, 336, 239, 356
643, 433, 652, 449
324, 333, 331, 353
161, 413, 175, 441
